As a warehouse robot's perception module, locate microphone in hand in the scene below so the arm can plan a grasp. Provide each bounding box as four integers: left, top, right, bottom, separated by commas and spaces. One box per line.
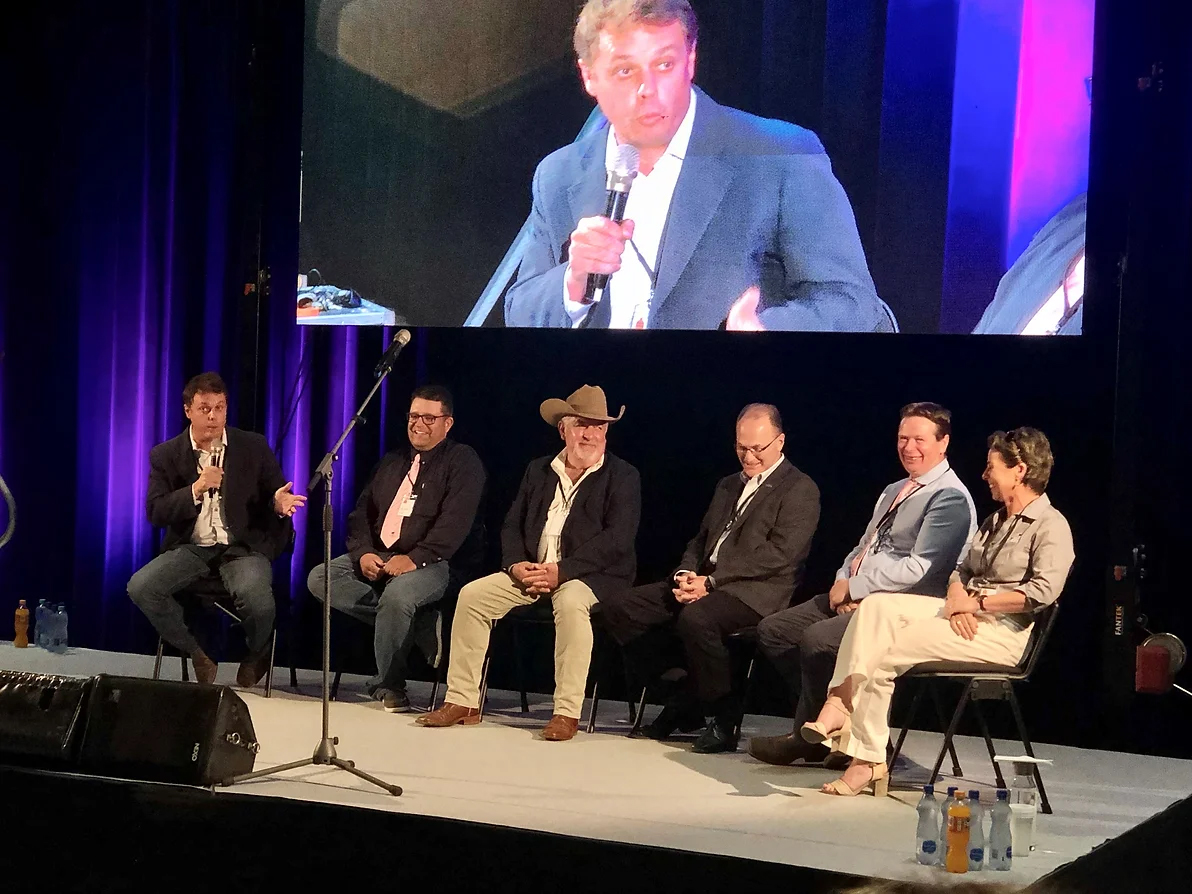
584, 143, 641, 304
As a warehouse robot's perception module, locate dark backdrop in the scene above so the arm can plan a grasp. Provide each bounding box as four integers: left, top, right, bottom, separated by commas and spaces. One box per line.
2, 0, 1190, 759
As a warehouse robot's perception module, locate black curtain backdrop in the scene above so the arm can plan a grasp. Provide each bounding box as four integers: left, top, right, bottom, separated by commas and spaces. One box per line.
2, 1, 1191, 759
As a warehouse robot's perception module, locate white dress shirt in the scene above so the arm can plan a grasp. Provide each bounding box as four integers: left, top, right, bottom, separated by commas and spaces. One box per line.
565, 89, 699, 330
190, 427, 230, 547
708, 455, 786, 565
537, 452, 605, 564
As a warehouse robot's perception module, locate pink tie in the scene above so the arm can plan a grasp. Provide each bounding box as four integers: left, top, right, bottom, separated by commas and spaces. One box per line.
849, 479, 921, 577
380, 454, 420, 548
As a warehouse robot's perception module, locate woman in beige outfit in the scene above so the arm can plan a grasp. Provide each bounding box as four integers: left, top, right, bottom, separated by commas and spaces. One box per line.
802, 428, 1075, 796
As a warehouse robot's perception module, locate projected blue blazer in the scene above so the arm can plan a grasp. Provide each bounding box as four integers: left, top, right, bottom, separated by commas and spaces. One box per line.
503, 89, 896, 332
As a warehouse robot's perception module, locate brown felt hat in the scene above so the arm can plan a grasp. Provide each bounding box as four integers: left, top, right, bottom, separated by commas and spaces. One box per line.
539, 384, 625, 426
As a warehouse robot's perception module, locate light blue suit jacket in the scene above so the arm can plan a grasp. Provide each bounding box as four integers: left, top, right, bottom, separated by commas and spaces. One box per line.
836, 460, 977, 601
503, 90, 896, 331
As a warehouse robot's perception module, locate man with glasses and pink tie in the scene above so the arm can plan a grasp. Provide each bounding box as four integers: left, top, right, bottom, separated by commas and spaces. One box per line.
748, 402, 976, 767
308, 385, 486, 714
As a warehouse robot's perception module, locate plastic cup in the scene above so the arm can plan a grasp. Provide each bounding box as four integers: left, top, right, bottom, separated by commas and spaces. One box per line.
1009, 802, 1036, 855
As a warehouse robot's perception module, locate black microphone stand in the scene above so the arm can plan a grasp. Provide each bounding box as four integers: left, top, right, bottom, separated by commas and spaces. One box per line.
222, 349, 403, 796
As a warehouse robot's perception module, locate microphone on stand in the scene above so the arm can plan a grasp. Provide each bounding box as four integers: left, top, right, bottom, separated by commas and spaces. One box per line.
584, 143, 641, 306
374, 328, 412, 377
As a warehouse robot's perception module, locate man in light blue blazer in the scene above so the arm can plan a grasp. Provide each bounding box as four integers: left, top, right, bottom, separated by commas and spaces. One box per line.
503, 0, 895, 332
749, 402, 977, 766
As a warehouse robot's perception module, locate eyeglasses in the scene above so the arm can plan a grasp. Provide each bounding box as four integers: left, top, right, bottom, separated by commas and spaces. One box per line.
408, 413, 449, 426
735, 433, 782, 458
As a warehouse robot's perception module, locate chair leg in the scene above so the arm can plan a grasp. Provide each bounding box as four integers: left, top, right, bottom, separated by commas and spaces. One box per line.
733, 657, 756, 743
429, 662, 443, 712
929, 681, 972, 785
478, 651, 492, 720
264, 630, 277, 699
331, 670, 342, 701
889, 679, 925, 771
930, 682, 964, 777
181, 654, 190, 683
628, 684, 650, 737
585, 627, 606, 734
511, 624, 530, 714
586, 679, 600, 734
153, 639, 164, 680
1007, 685, 1052, 815
971, 699, 1007, 788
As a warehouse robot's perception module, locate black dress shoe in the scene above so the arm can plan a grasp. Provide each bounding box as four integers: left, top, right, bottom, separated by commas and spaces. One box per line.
692, 717, 739, 754
636, 703, 705, 740
747, 732, 830, 766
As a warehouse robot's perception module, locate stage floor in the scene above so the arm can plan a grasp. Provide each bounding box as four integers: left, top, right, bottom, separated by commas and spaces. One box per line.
4, 642, 1191, 888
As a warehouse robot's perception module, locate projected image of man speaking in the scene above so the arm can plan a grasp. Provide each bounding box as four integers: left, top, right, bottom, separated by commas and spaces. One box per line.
503, 0, 896, 332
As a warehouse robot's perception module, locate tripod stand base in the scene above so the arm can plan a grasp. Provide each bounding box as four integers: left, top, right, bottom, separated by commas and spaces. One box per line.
220, 737, 402, 796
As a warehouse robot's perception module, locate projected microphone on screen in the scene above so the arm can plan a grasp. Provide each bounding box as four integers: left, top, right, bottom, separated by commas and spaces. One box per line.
583, 143, 640, 309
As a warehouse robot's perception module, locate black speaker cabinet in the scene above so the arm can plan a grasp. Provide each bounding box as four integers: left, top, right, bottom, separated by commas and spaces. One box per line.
78, 675, 258, 785
0, 671, 93, 766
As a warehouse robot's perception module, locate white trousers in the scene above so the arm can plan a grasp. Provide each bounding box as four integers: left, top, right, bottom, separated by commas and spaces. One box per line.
444, 573, 597, 719
830, 593, 1033, 763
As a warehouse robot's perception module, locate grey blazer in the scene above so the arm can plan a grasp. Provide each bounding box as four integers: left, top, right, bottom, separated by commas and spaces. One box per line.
836, 460, 977, 600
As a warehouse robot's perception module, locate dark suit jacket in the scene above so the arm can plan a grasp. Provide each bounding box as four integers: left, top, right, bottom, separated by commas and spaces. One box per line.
345, 439, 486, 571
146, 427, 292, 561
500, 453, 641, 601
676, 460, 820, 617
504, 89, 895, 332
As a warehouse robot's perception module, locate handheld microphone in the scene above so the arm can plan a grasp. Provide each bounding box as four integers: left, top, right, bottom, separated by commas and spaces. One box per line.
584, 144, 641, 304
209, 449, 222, 500
374, 328, 412, 377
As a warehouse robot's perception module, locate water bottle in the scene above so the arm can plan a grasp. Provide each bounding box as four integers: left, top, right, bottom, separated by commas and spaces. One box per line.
35, 599, 49, 647
915, 784, 942, 865
56, 604, 69, 653
967, 790, 985, 870
939, 785, 960, 853
988, 789, 1013, 870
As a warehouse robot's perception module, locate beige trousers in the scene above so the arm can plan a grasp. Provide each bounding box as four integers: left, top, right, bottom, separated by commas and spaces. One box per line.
830, 592, 1033, 764
444, 572, 597, 719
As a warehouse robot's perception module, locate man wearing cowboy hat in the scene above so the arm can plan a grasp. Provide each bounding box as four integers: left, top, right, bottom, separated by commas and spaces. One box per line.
600, 403, 820, 753
417, 384, 640, 741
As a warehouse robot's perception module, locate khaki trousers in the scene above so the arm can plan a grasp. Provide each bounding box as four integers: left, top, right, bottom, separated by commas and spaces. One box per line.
830, 592, 1033, 764
444, 572, 597, 719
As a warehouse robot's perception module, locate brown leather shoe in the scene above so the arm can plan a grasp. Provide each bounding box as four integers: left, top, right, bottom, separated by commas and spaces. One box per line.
542, 715, 579, 741
236, 645, 272, 689
190, 649, 218, 686
415, 702, 481, 727
748, 732, 829, 766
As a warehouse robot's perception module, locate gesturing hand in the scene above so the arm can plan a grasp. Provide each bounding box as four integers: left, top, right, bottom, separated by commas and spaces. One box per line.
273, 482, 307, 517
725, 285, 766, 331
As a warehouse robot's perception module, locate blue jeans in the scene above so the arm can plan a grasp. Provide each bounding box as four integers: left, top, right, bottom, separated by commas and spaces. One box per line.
307, 555, 450, 693
127, 544, 275, 655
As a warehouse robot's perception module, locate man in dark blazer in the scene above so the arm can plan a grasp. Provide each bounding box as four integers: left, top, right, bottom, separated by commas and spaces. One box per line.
601, 403, 820, 753
503, 1, 894, 332
127, 372, 306, 687
307, 385, 486, 713
417, 385, 640, 742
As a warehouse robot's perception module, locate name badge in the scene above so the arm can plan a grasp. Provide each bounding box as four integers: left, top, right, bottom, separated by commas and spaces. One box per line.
398, 496, 417, 518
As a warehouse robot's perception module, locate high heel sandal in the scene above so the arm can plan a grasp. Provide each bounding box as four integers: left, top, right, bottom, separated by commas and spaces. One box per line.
800, 712, 851, 746
821, 761, 889, 797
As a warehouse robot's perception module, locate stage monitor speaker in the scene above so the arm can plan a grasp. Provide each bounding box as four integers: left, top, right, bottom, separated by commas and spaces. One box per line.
0, 671, 92, 767
1028, 792, 1192, 893
78, 675, 258, 786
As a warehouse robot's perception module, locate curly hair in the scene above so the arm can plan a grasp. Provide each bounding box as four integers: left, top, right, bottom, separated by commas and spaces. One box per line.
988, 427, 1055, 493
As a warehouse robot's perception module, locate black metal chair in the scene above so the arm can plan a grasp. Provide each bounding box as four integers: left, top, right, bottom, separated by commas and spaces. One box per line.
151, 574, 279, 698
626, 624, 761, 742
887, 602, 1061, 814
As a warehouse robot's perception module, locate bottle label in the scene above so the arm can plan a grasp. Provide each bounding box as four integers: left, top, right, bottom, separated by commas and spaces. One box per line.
1006, 846, 1013, 859
948, 815, 970, 833
921, 840, 937, 855
970, 847, 984, 862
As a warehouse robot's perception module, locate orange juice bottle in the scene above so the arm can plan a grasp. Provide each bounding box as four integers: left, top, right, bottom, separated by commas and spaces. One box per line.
946, 799, 972, 872
14, 600, 30, 648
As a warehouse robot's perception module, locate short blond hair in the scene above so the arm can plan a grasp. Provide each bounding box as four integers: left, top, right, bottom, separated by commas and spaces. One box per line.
574, 0, 698, 65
